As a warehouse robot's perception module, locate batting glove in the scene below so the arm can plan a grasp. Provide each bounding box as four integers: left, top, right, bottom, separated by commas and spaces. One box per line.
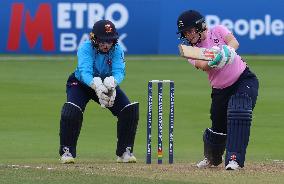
208, 45, 235, 68
207, 46, 225, 68
223, 45, 236, 65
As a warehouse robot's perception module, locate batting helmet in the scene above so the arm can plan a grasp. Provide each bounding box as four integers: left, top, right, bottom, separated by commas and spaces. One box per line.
177, 10, 206, 39
90, 20, 118, 48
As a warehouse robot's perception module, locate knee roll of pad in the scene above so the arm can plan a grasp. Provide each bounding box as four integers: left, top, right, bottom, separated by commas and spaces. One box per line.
227, 93, 252, 121
226, 93, 252, 167
61, 102, 83, 122
119, 102, 139, 127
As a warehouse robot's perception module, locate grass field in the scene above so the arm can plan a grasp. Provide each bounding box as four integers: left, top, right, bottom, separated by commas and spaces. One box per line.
0, 55, 283, 184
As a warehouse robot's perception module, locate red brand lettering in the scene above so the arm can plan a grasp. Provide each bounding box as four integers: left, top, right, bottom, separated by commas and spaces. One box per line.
204, 50, 215, 59
7, 4, 24, 50
7, 3, 55, 51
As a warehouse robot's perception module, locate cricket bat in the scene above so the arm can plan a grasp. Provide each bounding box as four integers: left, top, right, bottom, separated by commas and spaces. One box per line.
178, 44, 218, 61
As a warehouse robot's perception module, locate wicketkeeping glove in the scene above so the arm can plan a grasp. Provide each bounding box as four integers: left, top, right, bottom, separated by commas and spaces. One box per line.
101, 76, 117, 108
98, 89, 116, 108
103, 76, 116, 90
91, 77, 110, 108
107, 89, 116, 107
99, 98, 109, 108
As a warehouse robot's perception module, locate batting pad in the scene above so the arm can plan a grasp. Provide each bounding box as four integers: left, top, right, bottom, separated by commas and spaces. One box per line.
225, 93, 252, 167
203, 128, 227, 166
59, 102, 83, 157
116, 102, 139, 156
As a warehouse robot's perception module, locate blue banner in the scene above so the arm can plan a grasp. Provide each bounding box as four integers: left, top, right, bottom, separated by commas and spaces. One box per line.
0, 0, 283, 54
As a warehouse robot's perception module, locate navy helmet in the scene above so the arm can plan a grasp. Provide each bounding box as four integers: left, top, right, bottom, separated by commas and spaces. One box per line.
90, 20, 118, 48
177, 10, 206, 40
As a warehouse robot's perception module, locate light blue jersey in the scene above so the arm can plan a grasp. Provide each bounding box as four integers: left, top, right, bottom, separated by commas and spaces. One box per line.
74, 40, 125, 87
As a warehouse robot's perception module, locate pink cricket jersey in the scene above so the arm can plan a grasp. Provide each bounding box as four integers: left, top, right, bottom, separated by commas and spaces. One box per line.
188, 25, 246, 89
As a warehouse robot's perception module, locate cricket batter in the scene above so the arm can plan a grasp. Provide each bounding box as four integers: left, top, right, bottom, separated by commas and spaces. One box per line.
59, 20, 139, 164
177, 10, 259, 170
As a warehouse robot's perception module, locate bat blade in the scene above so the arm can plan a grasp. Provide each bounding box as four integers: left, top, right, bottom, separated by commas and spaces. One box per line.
178, 44, 217, 61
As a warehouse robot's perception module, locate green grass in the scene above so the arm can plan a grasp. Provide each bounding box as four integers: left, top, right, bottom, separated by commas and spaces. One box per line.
0, 55, 283, 184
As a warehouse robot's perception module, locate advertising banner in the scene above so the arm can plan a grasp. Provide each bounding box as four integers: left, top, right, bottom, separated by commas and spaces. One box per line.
1, 0, 283, 54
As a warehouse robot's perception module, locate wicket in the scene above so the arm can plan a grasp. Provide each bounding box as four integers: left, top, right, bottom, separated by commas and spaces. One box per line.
146, 80, 174, 164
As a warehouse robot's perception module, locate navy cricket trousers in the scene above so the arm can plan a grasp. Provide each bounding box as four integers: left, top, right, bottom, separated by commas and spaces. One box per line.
210, 67, 259, 133
65, 73, 130, 116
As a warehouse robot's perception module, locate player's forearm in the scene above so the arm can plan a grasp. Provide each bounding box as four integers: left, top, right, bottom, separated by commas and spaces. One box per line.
227, 40, 239, 50
194, 60, 211, 71
225, 34, 239, 50
82, 73, 94, 87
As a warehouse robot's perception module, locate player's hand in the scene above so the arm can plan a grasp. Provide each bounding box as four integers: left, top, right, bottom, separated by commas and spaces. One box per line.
99, 98, 109, 108
91, 77, 109, 100
222, 45, 236, 65
107, 89, 116, 107
218, 45, 236, 68
100, 88, 116, 108
98, 92, 112, 108
208, 45, 235, 68
207, 46, 224, 68
103, 76, 116, 90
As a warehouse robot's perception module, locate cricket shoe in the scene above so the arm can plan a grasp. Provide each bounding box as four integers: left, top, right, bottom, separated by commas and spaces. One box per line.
117, 148, 137, 163
60, 147, 75, 164
196, 158, 212, 168
225, 160, 240, 170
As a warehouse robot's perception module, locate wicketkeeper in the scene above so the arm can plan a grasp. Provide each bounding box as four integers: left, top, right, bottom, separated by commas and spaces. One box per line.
177, 10, 259, 170
59, 20, 139, 164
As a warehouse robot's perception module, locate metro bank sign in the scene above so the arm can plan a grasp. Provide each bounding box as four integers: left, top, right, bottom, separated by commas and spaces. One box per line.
6, 2, 129, 53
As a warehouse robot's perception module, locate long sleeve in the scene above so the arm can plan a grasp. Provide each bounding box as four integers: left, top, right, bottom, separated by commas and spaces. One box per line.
111, 45, 126, 85
75, 41, 94, 87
